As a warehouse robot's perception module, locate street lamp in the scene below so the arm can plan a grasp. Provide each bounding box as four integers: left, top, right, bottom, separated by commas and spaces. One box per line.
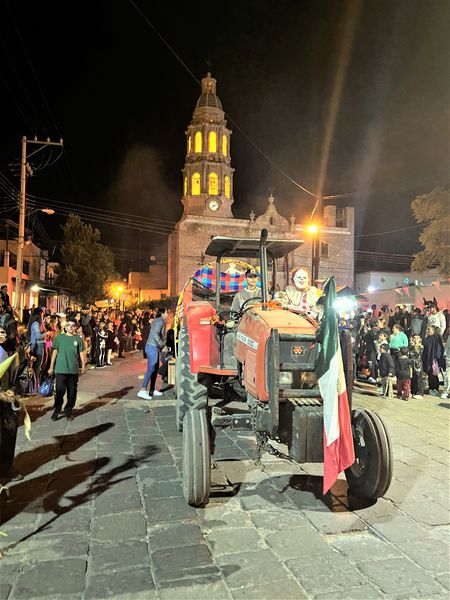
15, 207, 55, 313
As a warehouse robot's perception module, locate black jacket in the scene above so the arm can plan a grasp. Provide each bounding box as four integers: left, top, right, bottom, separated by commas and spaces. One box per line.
396, 356, 412, 380
379, 352, 394, 377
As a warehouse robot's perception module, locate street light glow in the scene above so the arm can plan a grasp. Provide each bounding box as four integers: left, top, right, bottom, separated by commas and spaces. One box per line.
307, 224, 319, 234
41, 208, 55, 215
31, 284, 40, 292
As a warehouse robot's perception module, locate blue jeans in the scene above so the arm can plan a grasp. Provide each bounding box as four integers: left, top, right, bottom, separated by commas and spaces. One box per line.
143, 344, 159, 392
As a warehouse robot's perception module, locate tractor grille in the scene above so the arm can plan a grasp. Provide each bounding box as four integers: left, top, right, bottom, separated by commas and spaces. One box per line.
279, 339, 317, 372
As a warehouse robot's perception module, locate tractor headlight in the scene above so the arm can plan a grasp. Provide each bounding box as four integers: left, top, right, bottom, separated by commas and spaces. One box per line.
279, 371, 293, 386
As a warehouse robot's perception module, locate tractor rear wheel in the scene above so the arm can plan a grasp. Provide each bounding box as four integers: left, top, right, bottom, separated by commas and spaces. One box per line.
345, 408, 393, 499
182, 408, 211, 506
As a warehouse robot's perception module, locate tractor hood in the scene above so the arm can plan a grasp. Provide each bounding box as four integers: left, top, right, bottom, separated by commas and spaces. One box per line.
250, 306, 317, 334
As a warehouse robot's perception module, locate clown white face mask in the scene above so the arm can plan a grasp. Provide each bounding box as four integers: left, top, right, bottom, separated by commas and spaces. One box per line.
293, 269, 310, 291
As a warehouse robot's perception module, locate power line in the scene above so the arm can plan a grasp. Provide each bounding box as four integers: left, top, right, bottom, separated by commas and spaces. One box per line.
127, 0, 318, 200
0, 32, 46, 133
27, 201, 174, 236
0, 69, 33, 132
355, 224, 423, 238
26, 193, 177, 226
5, 0, 60, 134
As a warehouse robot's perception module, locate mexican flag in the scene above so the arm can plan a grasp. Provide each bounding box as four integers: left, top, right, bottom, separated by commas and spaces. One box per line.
315, 277, 355, 494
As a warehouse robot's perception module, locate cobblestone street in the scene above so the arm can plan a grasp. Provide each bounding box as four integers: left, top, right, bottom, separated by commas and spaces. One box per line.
1, 353, 449, 600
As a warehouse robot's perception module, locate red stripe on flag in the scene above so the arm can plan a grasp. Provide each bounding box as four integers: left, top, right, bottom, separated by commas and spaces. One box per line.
323, 387, 355, 494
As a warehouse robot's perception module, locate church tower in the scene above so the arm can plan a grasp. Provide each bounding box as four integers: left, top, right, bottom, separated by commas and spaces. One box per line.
181, 73, 234, 218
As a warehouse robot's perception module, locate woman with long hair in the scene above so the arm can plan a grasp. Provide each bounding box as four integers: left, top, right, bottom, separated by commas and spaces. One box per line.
28, 307, 45, 387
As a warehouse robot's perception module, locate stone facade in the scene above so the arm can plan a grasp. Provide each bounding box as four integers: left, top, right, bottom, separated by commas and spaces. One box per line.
168, 75, 354, 295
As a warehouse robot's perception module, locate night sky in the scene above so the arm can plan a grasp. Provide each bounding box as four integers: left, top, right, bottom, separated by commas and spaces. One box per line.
1, 0, 449, 275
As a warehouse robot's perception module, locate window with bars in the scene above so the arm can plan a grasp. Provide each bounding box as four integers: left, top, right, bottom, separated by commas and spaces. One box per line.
335, 207, 346, 228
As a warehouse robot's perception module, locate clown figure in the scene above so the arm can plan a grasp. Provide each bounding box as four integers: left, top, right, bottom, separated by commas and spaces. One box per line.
276, 267, 322, 319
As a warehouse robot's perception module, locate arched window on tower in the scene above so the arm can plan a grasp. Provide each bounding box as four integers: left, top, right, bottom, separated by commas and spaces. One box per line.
224, 175, 231, 198
192, 172, 201, 195
194, 131, 202, 153
222, 134, 228, 156
183, 176, 187, 195
209, 131, 217, 153
208, 172, 218, 195
187, 136, 192, 153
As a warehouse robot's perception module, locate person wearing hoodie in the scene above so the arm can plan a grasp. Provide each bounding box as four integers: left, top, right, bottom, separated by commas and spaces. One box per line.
409, 308, 427, 341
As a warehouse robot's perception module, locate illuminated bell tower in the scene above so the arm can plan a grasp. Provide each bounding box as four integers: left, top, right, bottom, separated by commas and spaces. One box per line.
181, 73, 234, 218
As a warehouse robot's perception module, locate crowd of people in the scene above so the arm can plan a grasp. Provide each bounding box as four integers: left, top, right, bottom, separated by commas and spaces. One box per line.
0, 298, 175, 480
340, 301, 450, 401
24, 305, 175, 388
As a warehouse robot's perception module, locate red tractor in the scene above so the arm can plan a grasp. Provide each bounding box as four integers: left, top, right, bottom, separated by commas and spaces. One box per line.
175, 229, 392, 506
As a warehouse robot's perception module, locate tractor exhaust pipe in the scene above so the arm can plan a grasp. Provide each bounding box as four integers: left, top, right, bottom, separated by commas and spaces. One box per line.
259, 228, 268, 310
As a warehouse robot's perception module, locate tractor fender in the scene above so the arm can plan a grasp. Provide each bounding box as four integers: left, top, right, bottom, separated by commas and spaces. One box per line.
185, 302, 219, 373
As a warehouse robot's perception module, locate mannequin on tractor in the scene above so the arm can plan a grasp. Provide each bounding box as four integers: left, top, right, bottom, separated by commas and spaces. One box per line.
175, 229, 393, 507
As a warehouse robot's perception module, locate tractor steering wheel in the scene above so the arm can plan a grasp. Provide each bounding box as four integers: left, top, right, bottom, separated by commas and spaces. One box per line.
239, 296, 263, 316
217, 309, 239, 322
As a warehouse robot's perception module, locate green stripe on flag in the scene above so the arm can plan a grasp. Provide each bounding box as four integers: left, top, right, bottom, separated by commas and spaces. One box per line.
315, 277, 338, 380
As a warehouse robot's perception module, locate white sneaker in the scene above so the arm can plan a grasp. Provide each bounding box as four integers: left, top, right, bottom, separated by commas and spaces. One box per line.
413, 395, 423, 399
137, 390, 152, 400
441, 392, 449, 399
152, 390, 163, 397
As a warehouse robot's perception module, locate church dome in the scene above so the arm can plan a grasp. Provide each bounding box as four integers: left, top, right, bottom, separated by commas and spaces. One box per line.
194, 73, 224, 114
196, 92, 223, 110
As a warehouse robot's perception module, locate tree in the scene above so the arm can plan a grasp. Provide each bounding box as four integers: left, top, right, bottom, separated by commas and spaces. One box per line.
55, 214, 118, 304
411, 187, 450, 278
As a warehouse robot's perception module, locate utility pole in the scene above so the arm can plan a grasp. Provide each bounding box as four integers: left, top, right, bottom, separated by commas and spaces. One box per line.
311, 195, 323, 285
15, 135, 63, 314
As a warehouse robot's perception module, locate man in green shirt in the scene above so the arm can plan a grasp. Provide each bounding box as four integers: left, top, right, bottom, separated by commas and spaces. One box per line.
48, 320, 86, 421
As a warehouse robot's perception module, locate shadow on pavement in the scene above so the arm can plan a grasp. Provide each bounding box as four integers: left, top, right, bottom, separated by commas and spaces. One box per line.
1, 443, 158, 550
238, 473, 376, 513
13, 423, 115, 478
97, 386, 134, 400
74, 393, 128, 417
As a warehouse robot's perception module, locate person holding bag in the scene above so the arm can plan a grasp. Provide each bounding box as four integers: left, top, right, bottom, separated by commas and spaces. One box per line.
137, 308, 166, 400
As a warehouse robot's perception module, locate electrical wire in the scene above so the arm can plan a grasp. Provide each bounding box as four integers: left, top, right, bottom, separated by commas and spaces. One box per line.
0, 172, 20, 195
127, 0, 319, 200
27, 201, 174, 236
0, 32, 46, 133
355, 224, 423, 238
25, 193, 178, 225
5, 0, 60, 134
0, 69, 33, 132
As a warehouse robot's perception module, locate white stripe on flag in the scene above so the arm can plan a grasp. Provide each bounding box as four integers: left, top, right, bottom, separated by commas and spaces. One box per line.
318, 349, 340, 446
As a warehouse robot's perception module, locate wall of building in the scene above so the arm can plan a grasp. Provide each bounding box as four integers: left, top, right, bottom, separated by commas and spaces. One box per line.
355, 269, 440, 293
169, 214, 354, 295
0, 239, 48, 309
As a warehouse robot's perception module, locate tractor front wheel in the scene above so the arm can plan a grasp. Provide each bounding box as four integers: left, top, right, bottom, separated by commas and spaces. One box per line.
345, 408, 393, 499
182, 408, 211, 507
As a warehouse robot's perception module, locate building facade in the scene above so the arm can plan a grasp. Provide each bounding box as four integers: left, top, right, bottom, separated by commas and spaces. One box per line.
168, 74, 355, 295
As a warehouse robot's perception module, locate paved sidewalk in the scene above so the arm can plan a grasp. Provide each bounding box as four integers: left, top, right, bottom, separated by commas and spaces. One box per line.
1, 353, 449, 600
